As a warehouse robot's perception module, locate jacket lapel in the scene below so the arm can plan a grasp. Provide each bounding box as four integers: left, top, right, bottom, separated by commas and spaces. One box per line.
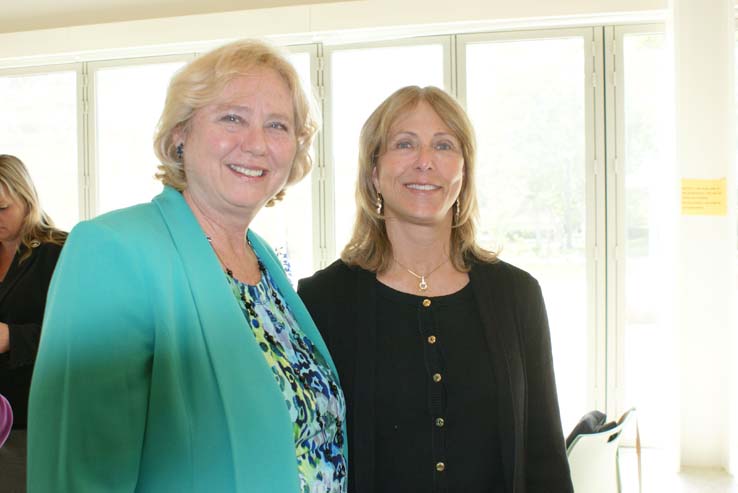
152, 187, 297, 488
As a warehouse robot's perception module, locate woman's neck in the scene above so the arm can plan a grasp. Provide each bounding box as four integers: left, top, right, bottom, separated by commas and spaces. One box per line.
183, 189, 260, 283
0, 240, 20, 281
385, 219, 452, 274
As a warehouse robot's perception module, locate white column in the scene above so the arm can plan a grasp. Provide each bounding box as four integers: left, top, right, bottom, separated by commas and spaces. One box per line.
669, 0, 737, 470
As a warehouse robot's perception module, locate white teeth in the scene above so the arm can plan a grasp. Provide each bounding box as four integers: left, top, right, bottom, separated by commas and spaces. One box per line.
228, 164, 264, 177
406, 183, 439, 191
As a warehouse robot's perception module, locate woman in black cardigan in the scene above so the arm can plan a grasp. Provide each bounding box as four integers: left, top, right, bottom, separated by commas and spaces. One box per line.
298, 86, 572, 492
0, 154, 66, 489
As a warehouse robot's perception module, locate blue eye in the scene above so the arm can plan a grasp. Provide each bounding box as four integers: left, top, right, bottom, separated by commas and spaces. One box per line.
268, 121, 289, 131
396, 140, 414, 150
222, 114, 242, 124
435, 142, 454, 151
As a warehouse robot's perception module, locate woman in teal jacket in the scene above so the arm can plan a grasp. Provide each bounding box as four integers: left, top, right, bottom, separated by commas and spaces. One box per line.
28, 40, 346, 493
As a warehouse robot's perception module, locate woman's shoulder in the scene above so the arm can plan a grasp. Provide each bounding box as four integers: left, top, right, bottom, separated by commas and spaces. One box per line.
298, 259, 358, 290
469, 257, 540, 289
67, 201, 165, 245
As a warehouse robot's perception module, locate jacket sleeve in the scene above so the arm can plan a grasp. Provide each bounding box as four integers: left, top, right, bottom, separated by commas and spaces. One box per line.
27, 221, 154, 493
521, 277, 574, 492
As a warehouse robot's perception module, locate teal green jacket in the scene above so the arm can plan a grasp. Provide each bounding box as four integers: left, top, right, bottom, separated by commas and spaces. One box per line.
28, 186, 345, 492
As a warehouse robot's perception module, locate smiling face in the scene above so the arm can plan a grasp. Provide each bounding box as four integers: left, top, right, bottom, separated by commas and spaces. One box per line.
372, 101, 464, 228
0, 189, 25, 245
177, 67, 298, 224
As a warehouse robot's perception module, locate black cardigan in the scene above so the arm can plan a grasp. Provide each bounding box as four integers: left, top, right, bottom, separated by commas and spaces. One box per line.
0, 242, 63, 428
298, 258, 573, 493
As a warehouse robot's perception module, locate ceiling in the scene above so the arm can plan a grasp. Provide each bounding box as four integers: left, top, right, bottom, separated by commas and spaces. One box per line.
1, 0, 334, 34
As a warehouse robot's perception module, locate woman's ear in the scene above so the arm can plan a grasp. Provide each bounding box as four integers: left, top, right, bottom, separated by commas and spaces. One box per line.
371, 166, 380, 194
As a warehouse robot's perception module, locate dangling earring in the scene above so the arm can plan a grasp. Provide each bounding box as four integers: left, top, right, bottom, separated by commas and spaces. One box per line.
176, 142, 184, 161
375, 193, 384, 215
454, 198, 460, 224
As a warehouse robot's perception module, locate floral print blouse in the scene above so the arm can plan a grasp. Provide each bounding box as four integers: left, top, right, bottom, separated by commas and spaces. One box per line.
226, 262, 346, 493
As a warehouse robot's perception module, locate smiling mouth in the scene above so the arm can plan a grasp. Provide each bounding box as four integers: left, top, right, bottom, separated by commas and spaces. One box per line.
228, 164, 264, 177
406, 183, 440, 191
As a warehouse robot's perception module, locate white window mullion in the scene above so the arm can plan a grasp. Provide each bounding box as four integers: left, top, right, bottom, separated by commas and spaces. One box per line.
591, 26, 608, 418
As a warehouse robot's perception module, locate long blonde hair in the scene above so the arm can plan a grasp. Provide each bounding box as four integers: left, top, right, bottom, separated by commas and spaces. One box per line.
153, 39, 319, 206
341, 86, 496, 273
0, 155, 66, 262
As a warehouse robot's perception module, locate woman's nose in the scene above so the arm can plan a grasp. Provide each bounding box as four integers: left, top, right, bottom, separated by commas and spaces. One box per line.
415, 144, 434, 170
240, 125, 267, 155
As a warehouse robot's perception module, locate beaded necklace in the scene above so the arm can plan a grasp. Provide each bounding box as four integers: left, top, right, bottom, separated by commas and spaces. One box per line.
206, 235, 286, 316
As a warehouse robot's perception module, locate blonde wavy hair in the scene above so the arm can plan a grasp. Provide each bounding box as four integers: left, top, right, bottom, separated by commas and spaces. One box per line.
153, 39, 319, 206
341, 86, 496, 273
0, 155, 66, 263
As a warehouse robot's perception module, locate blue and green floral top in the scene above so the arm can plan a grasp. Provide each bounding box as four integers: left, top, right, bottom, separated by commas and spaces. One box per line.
226, 262, 347, 493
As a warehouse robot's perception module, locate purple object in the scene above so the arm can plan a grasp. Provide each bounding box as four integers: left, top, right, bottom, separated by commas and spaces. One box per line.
0, 393, 12, 447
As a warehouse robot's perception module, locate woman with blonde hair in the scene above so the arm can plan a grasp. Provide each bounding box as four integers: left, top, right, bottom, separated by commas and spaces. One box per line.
299, 86, 572, 492
29, 40, 346, 492
0, 154, 66, 491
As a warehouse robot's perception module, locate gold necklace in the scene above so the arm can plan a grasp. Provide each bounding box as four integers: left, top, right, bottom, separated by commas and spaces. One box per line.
393, 256, 449, 292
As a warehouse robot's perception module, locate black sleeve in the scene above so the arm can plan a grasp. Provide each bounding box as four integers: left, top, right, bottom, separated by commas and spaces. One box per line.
520, 276, 574, 492
1, 243, 63, 370
297, 263, 359, 411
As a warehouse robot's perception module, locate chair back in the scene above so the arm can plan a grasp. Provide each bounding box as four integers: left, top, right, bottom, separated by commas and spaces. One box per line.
566, 408, 635, 493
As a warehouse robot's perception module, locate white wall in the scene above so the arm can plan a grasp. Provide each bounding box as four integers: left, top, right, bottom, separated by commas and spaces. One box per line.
0, 0, 665, 65
670, 0, 738, 470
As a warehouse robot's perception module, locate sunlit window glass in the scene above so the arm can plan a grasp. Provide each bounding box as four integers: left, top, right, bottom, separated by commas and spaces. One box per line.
94, 60, 186, 215
329, 44, 445, 254
622, 32, 668, 447
465, 37, 587, 432
0, 71, 79, 231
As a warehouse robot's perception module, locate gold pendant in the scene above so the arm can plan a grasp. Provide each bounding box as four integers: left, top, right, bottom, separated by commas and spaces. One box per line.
419, 277, 428, 291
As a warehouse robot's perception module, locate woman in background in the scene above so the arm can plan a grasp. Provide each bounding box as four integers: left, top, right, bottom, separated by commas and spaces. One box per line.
29, 40, 346, 493
0, 154, 67, 491
298, 86, 572, 492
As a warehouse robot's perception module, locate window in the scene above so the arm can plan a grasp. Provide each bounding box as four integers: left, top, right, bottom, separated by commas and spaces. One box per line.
92, 57, 189, 215
0, 69, 80, 230
458, 29, 595, 433
0, 26, 690, 445
614, 26, 671, 447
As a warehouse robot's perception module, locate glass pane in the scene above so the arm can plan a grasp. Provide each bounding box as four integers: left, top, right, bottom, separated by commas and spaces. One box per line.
465, 37, 587, 433
0, 71, 79, 231
622, 32, 668, 447
95, 61, 186, 214
251, 51, 315, 284
330, 44, 445, 253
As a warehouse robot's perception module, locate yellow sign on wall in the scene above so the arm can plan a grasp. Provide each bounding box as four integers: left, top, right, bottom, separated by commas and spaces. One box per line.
681, 178, 727, 216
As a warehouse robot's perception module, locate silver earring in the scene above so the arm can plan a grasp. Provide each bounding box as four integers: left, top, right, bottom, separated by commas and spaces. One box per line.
375, 193, 383, 215
454, 198, 460, 224
176, 143, 184, 161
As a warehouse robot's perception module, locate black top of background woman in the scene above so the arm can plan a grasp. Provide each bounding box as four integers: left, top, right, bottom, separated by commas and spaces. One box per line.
0, 154, 66, 429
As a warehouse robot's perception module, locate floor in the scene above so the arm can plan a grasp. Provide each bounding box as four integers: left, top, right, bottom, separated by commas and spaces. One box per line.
618, 448, 738, 492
